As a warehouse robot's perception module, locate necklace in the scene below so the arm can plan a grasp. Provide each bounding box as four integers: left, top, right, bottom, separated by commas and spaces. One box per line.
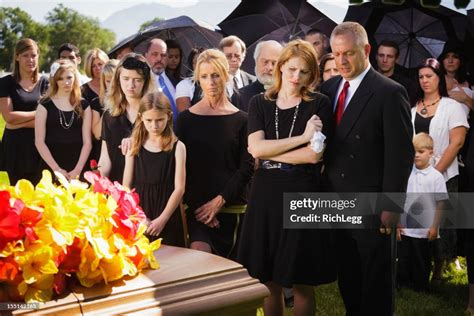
275, 104, 299, 140
420, 97, 441, 115
58, 108, 75, 129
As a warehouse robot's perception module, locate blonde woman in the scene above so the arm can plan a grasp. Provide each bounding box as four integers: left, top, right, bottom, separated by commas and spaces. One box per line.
35, 60, 92, 180
81, 48, 109, 102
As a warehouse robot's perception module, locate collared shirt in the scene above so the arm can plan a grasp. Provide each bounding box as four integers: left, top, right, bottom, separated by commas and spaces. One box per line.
233, 69, 243, 89
333, 63, 371, 111
402, 164, 448, 239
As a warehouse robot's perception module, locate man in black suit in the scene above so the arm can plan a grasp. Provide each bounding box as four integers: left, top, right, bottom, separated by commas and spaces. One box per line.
320, 22, 414, 316
231, 40, 282, 111
218, 35, 256, 97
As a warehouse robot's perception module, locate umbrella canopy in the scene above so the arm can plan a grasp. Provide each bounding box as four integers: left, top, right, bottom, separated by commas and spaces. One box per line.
218, 0, 336, 73
344, 0, 468, 70
108, 16, 223, 73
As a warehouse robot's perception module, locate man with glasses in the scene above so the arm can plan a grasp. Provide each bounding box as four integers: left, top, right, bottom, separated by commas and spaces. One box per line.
57, 43, 89, 84
218, 35, 256, 97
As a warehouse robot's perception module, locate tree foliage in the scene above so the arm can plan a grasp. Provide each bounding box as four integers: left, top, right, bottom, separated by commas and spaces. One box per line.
0, 5, 115, 73
45, 4, 115, 72
139, 17, 164, 32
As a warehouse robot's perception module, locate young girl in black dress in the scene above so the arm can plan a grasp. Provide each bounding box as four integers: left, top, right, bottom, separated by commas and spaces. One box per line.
35, 60, 92, 180
98, 53, 156, 182
123, 92, 186, 247
0, 38, 49, 184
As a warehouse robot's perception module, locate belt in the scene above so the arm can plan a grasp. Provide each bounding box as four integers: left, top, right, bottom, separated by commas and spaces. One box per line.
259, 160, 320, 174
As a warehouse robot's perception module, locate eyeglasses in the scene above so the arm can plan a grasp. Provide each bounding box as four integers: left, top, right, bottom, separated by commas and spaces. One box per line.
225, 53, 242, 60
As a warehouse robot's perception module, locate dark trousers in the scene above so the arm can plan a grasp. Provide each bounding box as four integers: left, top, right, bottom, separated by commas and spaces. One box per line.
336, 229, 393, 316
397, 235, 431, 291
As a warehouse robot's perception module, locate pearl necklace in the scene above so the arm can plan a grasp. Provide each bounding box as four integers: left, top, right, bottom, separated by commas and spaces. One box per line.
275, 104, 299, 139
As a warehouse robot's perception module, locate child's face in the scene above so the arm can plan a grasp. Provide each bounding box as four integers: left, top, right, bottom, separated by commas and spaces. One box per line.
56, 69, 75, 93
414, 147, 432, 169
141, 109, 169, 136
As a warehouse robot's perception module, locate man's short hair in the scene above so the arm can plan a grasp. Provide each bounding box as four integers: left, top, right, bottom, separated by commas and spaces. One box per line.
330, 22, 368, 49
145, 38, 167, 54
218, 35, 247, 55
58, 43, 80, 58
378, 40, 400, 58
253, 40, 282, 61
305, 28, 325, 38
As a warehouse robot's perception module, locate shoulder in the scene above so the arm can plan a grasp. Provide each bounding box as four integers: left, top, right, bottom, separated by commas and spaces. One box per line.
368, 68, 405, 92
0, 74, 14, 89
80, 98, 90, 110
39, 97, 53, 108
90, 97, 102, 111
241, 70, 256, 81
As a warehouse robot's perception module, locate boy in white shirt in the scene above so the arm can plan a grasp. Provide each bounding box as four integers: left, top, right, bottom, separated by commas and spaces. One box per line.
398, 133, 448, 291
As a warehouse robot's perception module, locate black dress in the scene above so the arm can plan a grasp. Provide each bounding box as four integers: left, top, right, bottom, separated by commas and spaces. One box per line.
176, 110, 253, 258
81, 83, 98, 103
39, 98, 89, 175
237, 93, 336, 287
133, 142, 185, 247
89, 97, 104, 162
0, 75, 49, 184
101, 110, 133, 183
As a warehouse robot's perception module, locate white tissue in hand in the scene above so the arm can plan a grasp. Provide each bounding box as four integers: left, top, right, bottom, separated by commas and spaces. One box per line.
310, 131, 326, 153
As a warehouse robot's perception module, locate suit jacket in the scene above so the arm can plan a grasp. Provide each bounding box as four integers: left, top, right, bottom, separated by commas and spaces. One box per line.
320, 68, 414, 214
231, 80, 265, 112
239, 70, 256, 87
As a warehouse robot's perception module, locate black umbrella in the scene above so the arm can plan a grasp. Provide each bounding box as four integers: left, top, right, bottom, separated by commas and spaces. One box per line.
108, 16, 222, 72
218, 0, 336, 73
344, 0, 468, 70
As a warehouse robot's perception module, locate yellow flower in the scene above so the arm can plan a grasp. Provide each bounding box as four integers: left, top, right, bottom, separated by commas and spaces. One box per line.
18, 274, 54, 303
17, 244, 58, 284
0, 240, 24, 258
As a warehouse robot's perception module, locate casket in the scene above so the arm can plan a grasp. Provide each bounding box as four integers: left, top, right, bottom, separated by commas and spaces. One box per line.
11, 245, 269, 315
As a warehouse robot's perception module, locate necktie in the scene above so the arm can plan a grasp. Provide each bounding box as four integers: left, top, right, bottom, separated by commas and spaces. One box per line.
158, 75, 178, 128
233, 75, 239, 91
335, 81, 350, 125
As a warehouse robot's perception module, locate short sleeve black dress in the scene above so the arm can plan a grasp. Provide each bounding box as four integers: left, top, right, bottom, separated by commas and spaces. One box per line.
132, 141, 185, 247
0, 75, 49, 184
237, 93, 337, 287
101, 110, 133, 183
176, 110, 253, 258
80, 83, 98, 103
39, 98, 89, 174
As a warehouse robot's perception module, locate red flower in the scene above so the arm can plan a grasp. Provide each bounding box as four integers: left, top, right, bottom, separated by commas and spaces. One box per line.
0, 191, 24, 249
0, 256, 19, 282
19, 207, 42, 242
57, 238, 82, 273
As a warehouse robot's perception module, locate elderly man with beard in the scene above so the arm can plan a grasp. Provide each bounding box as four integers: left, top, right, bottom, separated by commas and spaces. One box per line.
231, 40, 283, 112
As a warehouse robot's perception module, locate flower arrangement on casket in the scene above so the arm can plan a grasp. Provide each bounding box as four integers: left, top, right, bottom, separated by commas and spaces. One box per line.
0, 170, 161, 303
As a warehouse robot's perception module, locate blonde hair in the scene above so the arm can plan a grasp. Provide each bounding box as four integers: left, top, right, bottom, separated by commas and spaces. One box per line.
104, 53, 156, 117
193, 49, 230, 96
44, 59, 83, 117
84, 48, 109, 78
12, 38, 40, 83
99, 59, 119, 104
413, 133, 434, 150
130, 92, 175, 156
265, 39, 319, 102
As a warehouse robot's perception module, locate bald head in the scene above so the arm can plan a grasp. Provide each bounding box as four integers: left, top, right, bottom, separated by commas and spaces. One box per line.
145, 38, 168, 74
254, 40, 283, 87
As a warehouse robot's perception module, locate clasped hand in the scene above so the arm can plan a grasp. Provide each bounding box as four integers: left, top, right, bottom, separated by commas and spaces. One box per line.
303, 115, 323, 142
194, 195, 225, 228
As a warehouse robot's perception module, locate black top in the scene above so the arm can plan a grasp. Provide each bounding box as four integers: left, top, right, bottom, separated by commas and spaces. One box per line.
0, 74, 49, 112
101, 110, 134, 182
90, 97, 105, 116
81, 83, 98, 103
176, 110, 253, 209
249, 93, 333, 144
414, 112, 432, 134
40, 98, 89, 172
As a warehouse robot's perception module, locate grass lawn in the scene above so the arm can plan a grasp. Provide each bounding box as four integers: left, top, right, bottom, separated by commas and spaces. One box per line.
256, 260, 469, 315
